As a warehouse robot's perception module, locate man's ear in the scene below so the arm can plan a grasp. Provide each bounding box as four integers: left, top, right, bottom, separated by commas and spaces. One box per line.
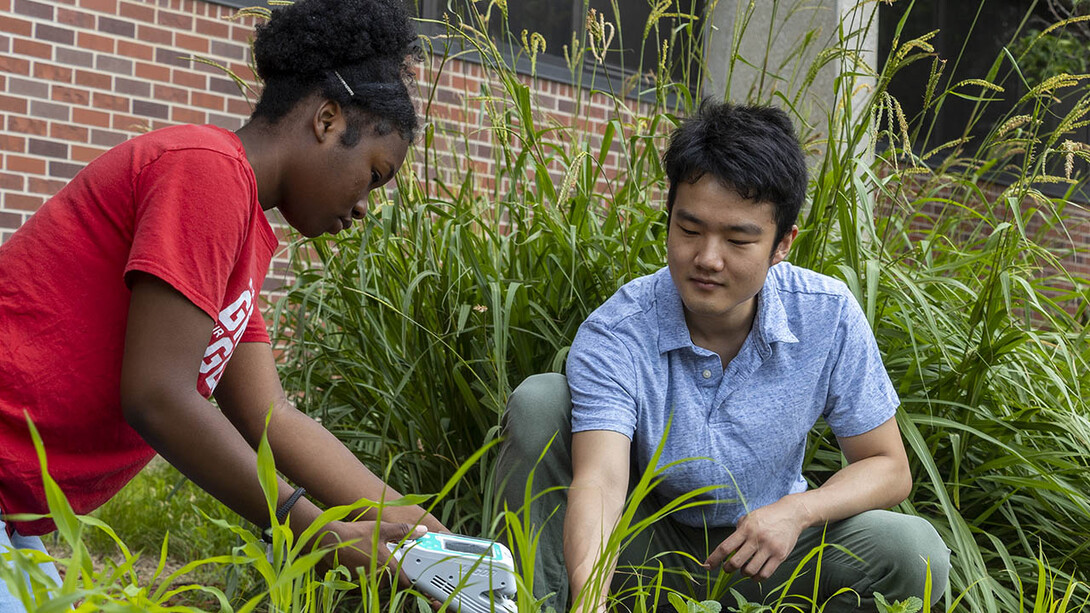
312, 100, 343, 143
770, 224, 798, 265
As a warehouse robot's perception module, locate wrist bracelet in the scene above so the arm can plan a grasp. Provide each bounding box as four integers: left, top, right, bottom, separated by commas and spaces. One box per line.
262, 486, 306, 543
276, 486, 307, 524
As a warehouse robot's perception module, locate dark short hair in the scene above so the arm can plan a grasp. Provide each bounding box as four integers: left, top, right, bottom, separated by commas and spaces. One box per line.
249, 0, 419, 144
663, 100, 807, 245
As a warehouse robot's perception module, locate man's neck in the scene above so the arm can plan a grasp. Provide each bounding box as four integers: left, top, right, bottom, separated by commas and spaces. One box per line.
685, 297, 758, 368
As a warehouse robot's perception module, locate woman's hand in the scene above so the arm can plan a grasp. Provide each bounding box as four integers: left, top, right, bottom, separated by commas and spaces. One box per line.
312, 520, 427, 587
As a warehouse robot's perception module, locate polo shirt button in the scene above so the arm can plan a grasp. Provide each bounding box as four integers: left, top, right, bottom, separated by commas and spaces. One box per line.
702, 369, 712, 379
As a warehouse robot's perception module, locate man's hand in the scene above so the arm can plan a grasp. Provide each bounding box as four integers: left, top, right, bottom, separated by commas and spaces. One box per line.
703, 495, 811, 581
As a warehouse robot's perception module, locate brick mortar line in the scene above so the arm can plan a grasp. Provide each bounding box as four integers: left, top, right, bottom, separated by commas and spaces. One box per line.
5, 12, 249, 59
5, 64, 249, 99
0, 147, 73, 171
6, 41, 250, 67
6, 79, 249, 116
58, 0, 237, 30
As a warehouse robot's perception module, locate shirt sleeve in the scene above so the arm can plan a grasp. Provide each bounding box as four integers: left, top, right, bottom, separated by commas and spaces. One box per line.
567, 318, 639, 438
822, 295, 900, 437
124, 148, 253, 322
240, 306, 270, 344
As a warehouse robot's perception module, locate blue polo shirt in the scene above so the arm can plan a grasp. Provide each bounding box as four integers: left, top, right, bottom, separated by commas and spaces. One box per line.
567, 262, 898, 527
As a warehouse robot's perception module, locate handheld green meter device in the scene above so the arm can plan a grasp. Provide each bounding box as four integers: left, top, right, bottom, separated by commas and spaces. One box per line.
388, 532, 518, 613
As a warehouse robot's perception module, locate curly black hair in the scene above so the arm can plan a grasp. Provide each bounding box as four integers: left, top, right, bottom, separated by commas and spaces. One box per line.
250, 0, 420, 144
663, 100, 808, 248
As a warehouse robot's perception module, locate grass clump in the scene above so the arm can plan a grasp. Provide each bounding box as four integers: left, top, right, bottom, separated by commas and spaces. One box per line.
82, 458, 241, 564
273, 1, 1090, 611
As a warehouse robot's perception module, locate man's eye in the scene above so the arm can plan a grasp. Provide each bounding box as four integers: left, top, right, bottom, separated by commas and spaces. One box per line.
681, 228, 699, 236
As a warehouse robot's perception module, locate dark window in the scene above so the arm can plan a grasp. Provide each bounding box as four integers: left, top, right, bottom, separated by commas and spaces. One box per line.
411, 0, 705, 85
878, 0, 1090, 190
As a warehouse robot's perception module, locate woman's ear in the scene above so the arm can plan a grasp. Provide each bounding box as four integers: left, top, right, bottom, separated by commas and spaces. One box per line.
312, 100, 344, 143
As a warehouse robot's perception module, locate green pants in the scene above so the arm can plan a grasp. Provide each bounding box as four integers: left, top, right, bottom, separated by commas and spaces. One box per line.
494, 374, 951, 612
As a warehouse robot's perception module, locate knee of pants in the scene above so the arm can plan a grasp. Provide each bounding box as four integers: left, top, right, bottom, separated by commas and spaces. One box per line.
501, 373, 572, 457
853, 511, 951, 603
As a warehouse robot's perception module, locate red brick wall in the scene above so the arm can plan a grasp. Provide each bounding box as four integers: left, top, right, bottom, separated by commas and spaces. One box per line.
1, 0, 1086, 291
1, 0, 258, 236
0, 0, 635, 293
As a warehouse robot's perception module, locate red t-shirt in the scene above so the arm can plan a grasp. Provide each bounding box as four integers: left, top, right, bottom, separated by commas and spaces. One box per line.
0, 124, 278, 535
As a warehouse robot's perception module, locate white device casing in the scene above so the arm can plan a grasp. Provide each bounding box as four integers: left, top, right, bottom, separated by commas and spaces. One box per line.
388, 532, 518, 613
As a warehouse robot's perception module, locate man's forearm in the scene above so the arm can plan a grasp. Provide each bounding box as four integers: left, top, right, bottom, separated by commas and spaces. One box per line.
705, 419, 913, 577
704, 455, 910, 577
789, 453, 911, 528
564, 483, 624, 613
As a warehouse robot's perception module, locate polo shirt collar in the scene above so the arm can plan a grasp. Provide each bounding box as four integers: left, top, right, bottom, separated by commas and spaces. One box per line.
654, 265, 799, 355
654, 268, 692, 354
755, 273, 799, 347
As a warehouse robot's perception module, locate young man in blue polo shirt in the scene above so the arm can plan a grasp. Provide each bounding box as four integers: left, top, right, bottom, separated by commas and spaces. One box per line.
496, 102, 950, 612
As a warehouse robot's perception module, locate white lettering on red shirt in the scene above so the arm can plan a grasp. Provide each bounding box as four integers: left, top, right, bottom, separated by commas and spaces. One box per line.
199, 278, 255, 394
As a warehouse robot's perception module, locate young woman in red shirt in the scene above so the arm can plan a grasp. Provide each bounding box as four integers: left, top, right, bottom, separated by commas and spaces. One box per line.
0, 0, 445, 606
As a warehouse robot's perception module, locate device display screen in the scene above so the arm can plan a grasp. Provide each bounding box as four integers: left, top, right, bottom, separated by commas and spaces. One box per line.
443, 539, 493, 557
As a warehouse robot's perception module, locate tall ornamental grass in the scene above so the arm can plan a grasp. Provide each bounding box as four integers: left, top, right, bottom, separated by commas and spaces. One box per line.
272, 0, 1090, 610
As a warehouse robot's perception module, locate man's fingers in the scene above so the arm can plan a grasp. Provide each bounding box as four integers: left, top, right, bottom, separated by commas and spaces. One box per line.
703, 545, 728, 569
741, 550, 771, 578
704, 531, 743, 568
754, 555, 784, 582
723, 541, 758, 573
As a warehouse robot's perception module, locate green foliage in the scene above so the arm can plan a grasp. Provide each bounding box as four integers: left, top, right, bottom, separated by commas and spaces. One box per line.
668, 592, 722, 613
1010, 0, 1090, 85
83, 458, 242, 566
271, 1, 1090, 612
69, 458, 260, 605
2, 413, 506, 612
1012, 29, 1090, 83
0, 417, 240, 610
874, 592, 923, 613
